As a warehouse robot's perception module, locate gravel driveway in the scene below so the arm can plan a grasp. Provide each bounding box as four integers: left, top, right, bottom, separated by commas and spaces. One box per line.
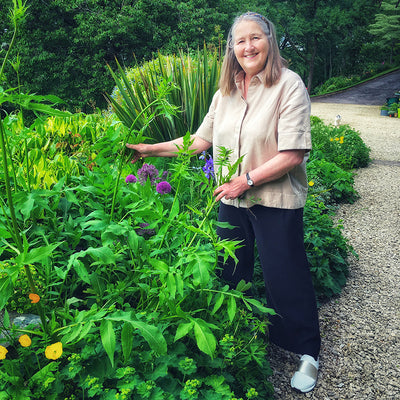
268, 102, 400, 399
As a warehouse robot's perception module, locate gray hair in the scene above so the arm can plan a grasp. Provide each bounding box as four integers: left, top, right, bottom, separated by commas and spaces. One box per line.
219, 12, 287, 95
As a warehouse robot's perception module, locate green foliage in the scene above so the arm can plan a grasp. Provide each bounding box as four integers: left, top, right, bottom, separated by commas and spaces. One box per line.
1, 107, 366, 397
307, 159, 358, 204
313, 75, 363, 95
310, 116, 371, 170
107, 49, 221, 142
262, 0, 380, 91
304, 198, 354, 300
368, 0, 400, 64
0, 0, 388, 110
1, 108, 275, 399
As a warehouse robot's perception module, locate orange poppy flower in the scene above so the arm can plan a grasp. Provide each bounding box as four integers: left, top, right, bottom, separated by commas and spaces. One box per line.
45, 342, 63, 360
29, 293, 40, 303
0, 345, 8, 360
19, 334, 32, 347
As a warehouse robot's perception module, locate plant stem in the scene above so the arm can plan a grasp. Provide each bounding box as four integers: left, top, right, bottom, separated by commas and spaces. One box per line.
187, 196, 217, 248
1, 121, 48, 334
110, 98, 159, 220
0, 21, 17, 80
0, 120, 23, 251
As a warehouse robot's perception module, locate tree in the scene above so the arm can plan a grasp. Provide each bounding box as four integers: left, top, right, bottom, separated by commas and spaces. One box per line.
369, 0, 400, 63
265, 0, 380, 93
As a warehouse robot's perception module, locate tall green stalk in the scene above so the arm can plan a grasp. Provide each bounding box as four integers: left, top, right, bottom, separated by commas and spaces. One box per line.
0, 0, 62, 335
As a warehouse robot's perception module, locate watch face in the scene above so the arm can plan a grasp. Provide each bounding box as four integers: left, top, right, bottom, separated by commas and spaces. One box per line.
248, 178, 254, 186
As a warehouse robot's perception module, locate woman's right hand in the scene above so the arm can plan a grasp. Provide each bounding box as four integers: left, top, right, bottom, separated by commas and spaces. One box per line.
126, 143, 152, 163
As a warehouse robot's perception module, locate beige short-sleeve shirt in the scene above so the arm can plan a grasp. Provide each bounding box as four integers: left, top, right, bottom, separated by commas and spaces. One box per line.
195, 68, 312, 209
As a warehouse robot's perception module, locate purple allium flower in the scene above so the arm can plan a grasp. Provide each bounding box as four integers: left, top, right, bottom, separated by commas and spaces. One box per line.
125, 174, 137, 183
161, 170, 171, 180
135, 222, 156, 238
156, 181, 172, 195
137, 163, 159, 185
200, 152, 214, 180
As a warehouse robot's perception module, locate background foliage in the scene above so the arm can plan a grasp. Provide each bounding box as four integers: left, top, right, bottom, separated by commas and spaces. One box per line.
1, 0, 398, 111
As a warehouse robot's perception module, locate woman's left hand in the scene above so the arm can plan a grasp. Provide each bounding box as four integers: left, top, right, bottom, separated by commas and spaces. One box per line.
213, 175, 248, 202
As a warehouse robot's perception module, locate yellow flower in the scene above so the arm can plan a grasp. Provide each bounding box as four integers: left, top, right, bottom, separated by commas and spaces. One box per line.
45, 342, 63, 360
335, 137, 339, 141
330, 138, 334, 142
308, 181, 315, 187
339, 136, 344, 144
0, 345, 8, 360
19, 334, 32, 347
29, 293, 40, 303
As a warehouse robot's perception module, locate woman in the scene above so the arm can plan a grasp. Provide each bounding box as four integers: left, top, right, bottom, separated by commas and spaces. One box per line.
127, 12, 321, 393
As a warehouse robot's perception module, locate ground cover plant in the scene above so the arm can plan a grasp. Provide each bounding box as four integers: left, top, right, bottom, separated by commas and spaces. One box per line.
0, 3, 371, 398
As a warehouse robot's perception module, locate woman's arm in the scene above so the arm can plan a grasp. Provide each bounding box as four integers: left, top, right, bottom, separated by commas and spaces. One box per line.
213, 149, 305, 202
126, 136, 212, 162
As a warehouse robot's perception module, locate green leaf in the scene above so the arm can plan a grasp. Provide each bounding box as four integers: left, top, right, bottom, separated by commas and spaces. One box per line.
100, 320, 116, 367
211, 293, 225, 315
72, 259, 91, 284
29, 362, 58, 388
245, 298, 276, 316
106, 311, 167, 355
15, 242, 62, 266
166, 272, 176, 299
227, 295, 237, 322
62, 324, 82, 345
193, 319, 216, 357
75, 321, 94, 343
86, 246, 116, 265
149, 258, 169, 273
130, 320, 167, 355
0, 277, 12, 310
3, 309, 10, 329
174, 321, 194, 342
169, 197, 180, 219
121, 322, 134, 363
127, 230, 139, 252
236, 280, 252, 292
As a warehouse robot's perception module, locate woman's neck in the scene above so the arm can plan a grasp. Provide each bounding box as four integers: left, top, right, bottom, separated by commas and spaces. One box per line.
243, 74, 254, 99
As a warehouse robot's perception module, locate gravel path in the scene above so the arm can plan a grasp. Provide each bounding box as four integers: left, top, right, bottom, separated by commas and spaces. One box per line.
268, 103, 400, 399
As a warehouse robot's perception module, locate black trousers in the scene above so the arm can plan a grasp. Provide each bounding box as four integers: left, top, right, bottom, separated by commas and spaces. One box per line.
217, 203, 321, 359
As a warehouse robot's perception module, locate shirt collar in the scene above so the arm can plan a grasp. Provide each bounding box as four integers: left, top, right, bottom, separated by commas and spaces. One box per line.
234, 69, 265, 94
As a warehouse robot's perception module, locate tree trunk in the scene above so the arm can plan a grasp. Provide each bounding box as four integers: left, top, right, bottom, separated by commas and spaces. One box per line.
307, 35, 318, 94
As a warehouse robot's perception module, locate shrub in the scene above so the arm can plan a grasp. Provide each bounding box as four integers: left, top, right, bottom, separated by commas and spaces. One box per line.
312, 75, 362, 96
304, 198, 356, 300
307, 158, 359, 204
310, 117, 371, 170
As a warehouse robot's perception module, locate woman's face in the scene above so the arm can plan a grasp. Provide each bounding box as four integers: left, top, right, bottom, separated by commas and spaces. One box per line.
233, 20, 269, 78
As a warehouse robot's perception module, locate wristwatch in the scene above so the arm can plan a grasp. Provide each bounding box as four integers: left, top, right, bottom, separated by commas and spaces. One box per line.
246, 172, 254, 187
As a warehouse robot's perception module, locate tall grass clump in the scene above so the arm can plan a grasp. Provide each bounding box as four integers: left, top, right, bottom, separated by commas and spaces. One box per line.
106, 48, 221, 142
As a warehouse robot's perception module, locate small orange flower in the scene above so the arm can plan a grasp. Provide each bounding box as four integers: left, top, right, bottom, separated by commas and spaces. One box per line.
29, 293, 40, 303
308, 181, 315, 187
45, 342, 63, 360
19, 334, 32, 347
0, 345, 8, 360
